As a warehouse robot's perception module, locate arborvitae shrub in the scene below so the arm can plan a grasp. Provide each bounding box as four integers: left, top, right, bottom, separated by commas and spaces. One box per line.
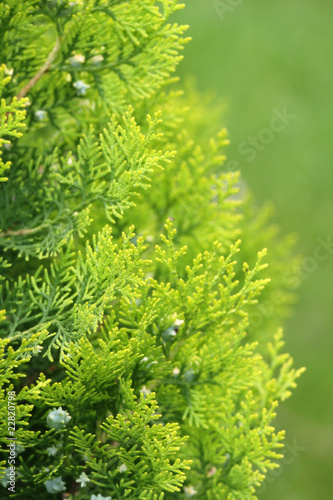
0, 1, 304, 499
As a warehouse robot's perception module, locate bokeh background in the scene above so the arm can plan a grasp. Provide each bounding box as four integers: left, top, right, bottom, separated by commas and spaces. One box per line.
174, 1, 333, 499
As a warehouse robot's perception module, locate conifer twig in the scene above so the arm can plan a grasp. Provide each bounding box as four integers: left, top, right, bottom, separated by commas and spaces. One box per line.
17, 37, 61, 100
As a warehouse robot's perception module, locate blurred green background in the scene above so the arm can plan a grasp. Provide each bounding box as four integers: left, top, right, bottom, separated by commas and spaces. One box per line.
174, 1, 333, 499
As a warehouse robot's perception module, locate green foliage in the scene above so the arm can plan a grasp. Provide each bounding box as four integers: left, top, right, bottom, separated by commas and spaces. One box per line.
0, 65, 27, 183
0, 108, 172, 258
0, 1, 304, 499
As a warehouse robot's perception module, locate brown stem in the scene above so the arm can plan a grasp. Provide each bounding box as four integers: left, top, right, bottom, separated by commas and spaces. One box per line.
17, 37, 61, 100
0, 225, 47, 238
